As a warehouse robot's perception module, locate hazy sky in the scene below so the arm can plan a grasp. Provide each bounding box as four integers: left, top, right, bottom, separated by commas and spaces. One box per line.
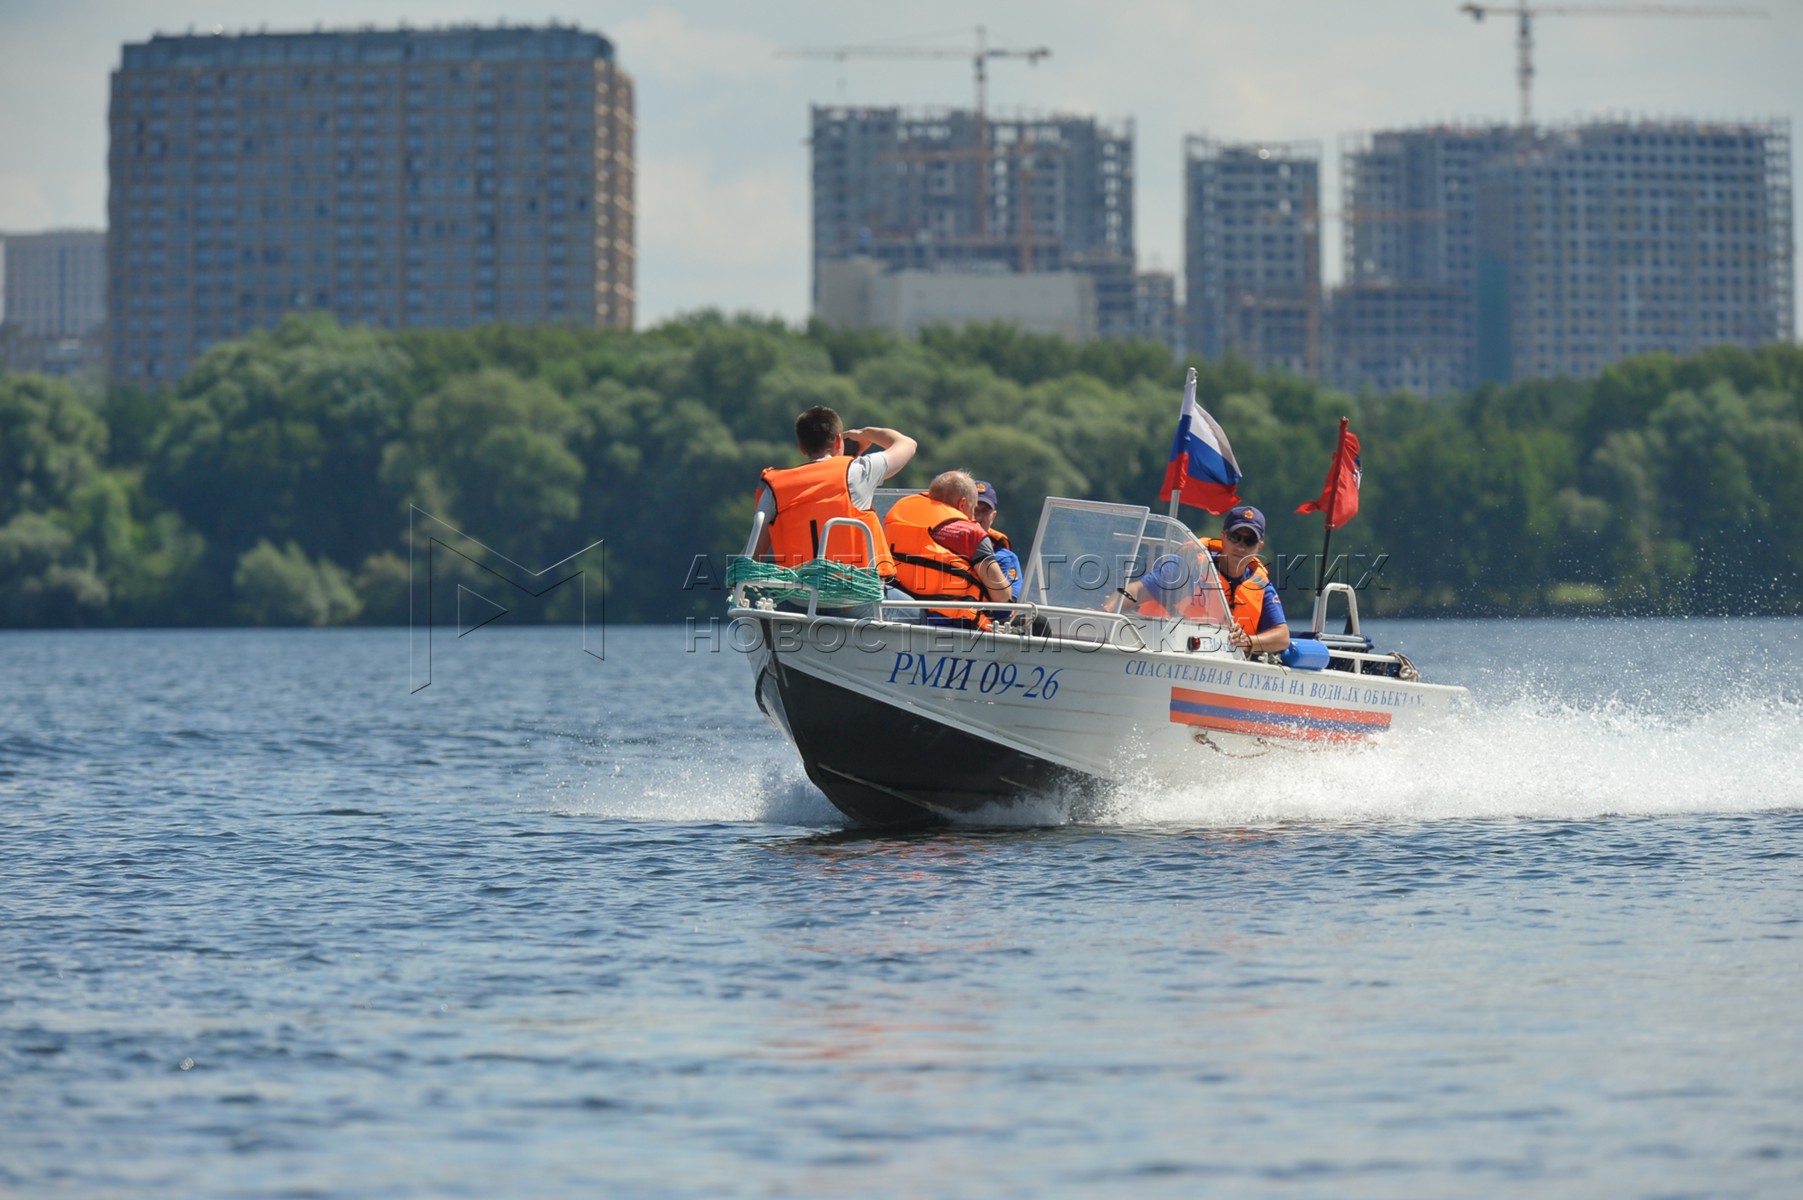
2, 0, 1798, 330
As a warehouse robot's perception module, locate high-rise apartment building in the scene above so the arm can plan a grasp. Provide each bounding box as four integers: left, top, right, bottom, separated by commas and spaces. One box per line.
1332, 125, 1514, 393
812, 107, 1133, 279
1475, 120, 1792, 383
1324, 284, 1469, 396
1183, 138, 1320, 375
1, 231, 107, 336
1131, 269, 1180, 355
1331, 120, 1792, 391
1341, 125, 1516, 291
0, 230, 108, 376
107, 25, 634, 384
811, 106, 1170, 345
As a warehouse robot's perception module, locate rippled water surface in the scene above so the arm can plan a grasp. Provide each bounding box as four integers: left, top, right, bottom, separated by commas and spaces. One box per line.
3, 620, 1801, 1197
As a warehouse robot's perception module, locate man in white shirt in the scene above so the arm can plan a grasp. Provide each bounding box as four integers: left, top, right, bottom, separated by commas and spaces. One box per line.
753, 407, 918, 617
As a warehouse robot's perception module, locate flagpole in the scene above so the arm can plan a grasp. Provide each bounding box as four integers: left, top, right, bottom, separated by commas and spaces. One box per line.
1312, 417, 1349, 598
1168, 368, 1194, 523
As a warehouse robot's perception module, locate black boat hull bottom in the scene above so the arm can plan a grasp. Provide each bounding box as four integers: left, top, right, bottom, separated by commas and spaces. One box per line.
768, 648, 1108, 827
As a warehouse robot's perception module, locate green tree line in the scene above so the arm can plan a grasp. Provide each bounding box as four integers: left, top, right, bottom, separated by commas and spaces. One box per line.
3, 312, 1801, 627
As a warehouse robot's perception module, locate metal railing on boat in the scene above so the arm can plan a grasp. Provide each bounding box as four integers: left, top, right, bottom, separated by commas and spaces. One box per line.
736, 510, 1422, 678
736, 515, 1167, 649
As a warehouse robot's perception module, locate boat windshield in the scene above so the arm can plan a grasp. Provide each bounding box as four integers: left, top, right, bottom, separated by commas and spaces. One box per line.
1020, 498, 1148, 611
1017, 500, 1231, 631
872, 490, 1230, 633
1134, 513, 1232, 628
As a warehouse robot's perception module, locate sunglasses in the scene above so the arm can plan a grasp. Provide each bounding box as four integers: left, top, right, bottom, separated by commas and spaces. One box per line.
1227, 530, 1259, 547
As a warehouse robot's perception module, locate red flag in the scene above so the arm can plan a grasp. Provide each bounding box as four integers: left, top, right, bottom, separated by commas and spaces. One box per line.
1296, 418, 1361, 531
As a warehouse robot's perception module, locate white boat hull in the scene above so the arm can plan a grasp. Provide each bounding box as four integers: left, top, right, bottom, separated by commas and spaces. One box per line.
734, 609, 1468, 825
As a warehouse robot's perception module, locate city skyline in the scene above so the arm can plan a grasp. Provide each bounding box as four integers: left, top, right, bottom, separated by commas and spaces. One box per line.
3, 0, 1799, 333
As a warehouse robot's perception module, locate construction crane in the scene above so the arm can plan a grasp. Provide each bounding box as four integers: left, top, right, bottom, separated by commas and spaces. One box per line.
1458, 3, 1767, 130
779, 27, 1051, 237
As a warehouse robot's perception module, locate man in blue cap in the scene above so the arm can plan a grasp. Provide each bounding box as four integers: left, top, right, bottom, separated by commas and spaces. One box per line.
973, 481, 1022, 600
1108, 505, 1289, 655
1210, 505, 1289, 653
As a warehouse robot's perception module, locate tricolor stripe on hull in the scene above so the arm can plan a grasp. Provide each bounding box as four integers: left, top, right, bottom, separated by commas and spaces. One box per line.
1169, 686, 1392, 742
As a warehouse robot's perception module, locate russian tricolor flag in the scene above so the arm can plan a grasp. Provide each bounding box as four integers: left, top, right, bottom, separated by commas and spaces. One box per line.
1159, 367, 1242, 514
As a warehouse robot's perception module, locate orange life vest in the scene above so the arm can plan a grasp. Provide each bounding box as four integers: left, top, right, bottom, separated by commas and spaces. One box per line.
757, 457, 895, 576
884, 492, 990, 629
1139, 538, 1269, 636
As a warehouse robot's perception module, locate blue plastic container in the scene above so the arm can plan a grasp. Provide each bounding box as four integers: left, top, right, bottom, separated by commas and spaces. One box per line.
1279, 638, 1331, 671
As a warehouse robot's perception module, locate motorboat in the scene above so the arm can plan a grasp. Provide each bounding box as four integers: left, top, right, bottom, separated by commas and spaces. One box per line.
729, 494, 1469, 826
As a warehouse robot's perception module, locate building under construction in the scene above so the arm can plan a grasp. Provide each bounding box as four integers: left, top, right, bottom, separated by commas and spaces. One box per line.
1325, 120, 1794, 391
1475, 119, 1793, 383
1182, 137, 1321, 375
1329, 123, 1516, 394
810, 105, 1166, 344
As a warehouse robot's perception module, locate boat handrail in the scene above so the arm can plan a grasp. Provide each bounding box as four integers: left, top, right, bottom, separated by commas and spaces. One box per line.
1312, 581, 1363, 635
1320, 649, 1398, 665
807, 517, 879, 617
730, 516, 882, 614
732, 505, 1193, 652
731, 597, 1159, 648
878, 598, 1153, 652
731, 592, 1182, 653
740, 508, 768, 558
818, 517, 876, 557
731, 512, 766, 608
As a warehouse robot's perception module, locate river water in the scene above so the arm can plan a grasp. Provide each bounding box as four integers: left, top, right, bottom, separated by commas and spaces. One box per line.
3, 619, 1800, 1197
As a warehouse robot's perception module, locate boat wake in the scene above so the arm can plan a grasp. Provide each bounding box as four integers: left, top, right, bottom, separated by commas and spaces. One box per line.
1070, 685, 1803, 827
553, 683, 1803, 828
549, 747, 841, 826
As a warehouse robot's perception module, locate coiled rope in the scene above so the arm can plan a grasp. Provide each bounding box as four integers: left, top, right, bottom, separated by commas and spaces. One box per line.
725, 556, 886, 609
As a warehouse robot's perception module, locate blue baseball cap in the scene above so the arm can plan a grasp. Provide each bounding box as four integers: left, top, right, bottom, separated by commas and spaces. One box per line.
1222, 505, 1265, 540
975, 481, 999, 510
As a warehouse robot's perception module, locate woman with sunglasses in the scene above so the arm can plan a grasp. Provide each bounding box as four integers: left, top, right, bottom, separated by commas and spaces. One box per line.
1109, 505, 1291, 656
